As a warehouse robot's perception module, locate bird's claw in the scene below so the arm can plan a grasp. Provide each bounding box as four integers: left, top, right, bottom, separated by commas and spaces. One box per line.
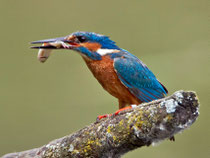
96, 114, 112, 122
113, 105, 136, 115
96, 105, 137, 122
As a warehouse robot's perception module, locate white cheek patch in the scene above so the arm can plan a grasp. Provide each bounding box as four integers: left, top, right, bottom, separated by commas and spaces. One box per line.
97, 48, 120, 56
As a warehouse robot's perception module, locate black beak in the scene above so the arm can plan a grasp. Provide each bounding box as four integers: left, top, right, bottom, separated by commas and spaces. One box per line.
30, 45, 58, 49
30, 36, 74, 49
31, 36, 67, 44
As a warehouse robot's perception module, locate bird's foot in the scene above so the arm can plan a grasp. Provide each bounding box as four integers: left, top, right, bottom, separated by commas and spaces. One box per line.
96, 114, 112, 121
114, 105, 137, 116
96, 105, 137, 121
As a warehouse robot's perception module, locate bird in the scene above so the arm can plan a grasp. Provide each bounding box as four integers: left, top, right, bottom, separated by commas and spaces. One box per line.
31, 31, 168, 120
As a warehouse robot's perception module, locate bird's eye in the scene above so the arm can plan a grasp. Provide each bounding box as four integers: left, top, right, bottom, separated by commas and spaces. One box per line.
77, 36, 87, 43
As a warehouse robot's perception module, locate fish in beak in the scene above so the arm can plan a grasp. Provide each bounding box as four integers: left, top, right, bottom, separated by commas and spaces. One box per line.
31, 36, 77, 63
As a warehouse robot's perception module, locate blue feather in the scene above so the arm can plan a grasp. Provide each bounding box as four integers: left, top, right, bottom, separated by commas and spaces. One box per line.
72, 31, 119, 49
114, 52, 167, 102
76, 47, 102, 60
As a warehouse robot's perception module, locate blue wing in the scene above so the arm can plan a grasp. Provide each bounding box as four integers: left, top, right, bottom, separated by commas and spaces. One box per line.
114, 54, 168, 102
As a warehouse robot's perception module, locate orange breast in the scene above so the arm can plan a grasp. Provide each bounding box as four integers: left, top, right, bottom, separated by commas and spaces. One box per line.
83, 56, 141, 107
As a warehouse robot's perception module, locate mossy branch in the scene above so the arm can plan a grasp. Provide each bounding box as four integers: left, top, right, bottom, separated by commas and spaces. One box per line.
2, 90, 199, 158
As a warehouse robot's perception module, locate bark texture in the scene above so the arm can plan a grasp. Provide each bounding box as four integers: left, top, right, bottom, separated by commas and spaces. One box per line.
2, 90, 199, 158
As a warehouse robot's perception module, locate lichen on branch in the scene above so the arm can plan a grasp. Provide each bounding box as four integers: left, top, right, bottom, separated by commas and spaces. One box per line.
2, 90, 199, 158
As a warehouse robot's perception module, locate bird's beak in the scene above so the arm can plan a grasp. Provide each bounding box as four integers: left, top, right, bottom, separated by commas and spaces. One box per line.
30, 36, 78, 63
30, 36, 77, 49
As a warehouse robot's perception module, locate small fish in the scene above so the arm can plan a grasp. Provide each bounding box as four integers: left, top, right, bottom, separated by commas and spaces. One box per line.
37, 43, 52, 63
36, 41, 69, 63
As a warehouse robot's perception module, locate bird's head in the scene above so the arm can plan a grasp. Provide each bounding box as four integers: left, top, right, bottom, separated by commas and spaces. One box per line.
31, 31, 120, 62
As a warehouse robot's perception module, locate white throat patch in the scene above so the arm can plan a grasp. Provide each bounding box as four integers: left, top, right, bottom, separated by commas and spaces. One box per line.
97, 49, 120, 56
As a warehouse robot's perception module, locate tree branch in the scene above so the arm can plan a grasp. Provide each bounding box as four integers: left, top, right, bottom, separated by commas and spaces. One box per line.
2, 90, 199, 158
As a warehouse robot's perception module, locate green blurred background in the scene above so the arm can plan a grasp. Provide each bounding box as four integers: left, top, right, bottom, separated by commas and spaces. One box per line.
0, 0, 209, 157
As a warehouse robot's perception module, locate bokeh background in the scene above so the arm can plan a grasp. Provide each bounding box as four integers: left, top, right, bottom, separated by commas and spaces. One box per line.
0, 0, 209, 157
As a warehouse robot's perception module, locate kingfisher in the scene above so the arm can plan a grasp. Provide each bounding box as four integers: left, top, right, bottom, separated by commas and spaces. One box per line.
31, 31, 168, 120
